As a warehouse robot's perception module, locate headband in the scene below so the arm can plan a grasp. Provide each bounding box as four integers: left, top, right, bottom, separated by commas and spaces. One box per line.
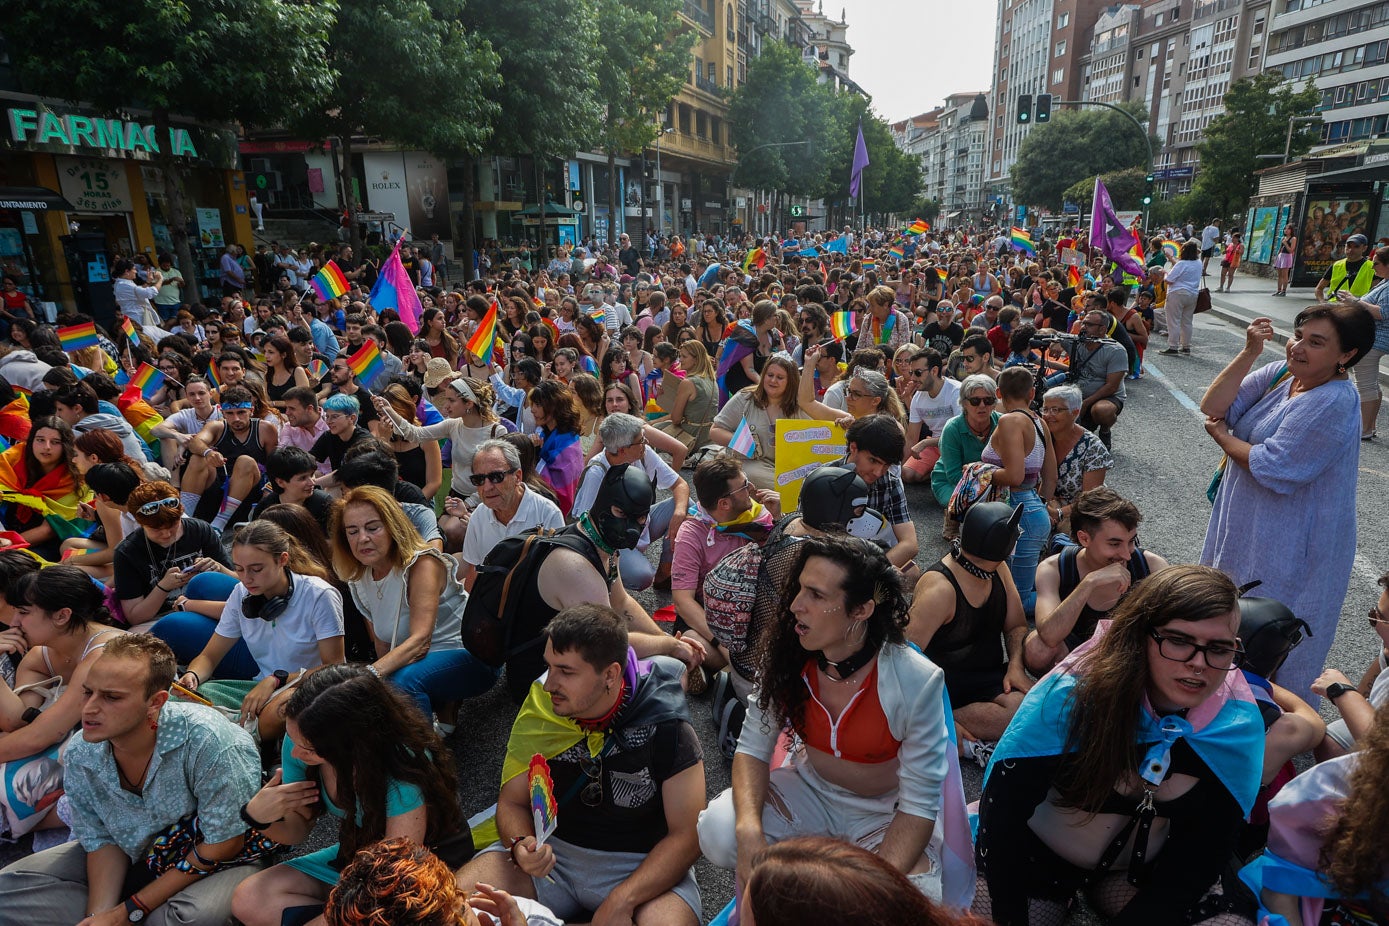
220, 401, 253, 410
450, 378, 478, 405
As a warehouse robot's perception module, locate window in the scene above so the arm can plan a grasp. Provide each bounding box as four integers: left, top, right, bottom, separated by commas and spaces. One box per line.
1052, 67, 1065, 83
727, 65, 734, 87
1055, 39, 1066, 56
1155, 12, 1163, 26
1170, 6, 1178, 21
1058, 11, 1070, 28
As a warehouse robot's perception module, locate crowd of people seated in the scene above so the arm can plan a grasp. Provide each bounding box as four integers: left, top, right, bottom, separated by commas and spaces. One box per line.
0, 229, 1383, 926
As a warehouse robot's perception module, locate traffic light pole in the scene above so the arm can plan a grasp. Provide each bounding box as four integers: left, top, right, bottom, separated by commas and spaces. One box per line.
1052, 99, 1156, 230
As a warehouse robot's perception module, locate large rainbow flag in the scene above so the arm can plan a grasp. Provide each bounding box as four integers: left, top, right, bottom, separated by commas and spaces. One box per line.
1010, 226, 1035, 256
58, 322, 99, 352
467, 299, 500, 366
310, 261, 350, 302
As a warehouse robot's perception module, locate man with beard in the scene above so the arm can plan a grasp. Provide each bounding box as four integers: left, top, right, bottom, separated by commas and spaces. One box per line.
182, 385, 279, 530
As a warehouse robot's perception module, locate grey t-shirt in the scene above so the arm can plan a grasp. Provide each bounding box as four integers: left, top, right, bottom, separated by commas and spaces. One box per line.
1072, 341, 1128, 401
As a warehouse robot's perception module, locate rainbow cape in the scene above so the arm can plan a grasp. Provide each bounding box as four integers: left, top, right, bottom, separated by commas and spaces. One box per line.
117, 385, 165, 452
58, 322, 99, 352
1010, 226, 1035, 256
347, 341, 384, 385
0, 442, 88, 538
310, 261, 350, 302
467, 299, 500, 365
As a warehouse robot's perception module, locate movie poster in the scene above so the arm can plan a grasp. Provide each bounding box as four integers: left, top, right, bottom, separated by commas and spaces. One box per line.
1247, 207, 1278, 264
1299, 196, 1373, 280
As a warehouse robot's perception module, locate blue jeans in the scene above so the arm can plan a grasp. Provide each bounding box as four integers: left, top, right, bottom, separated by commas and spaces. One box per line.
149, 572, 258, 679
388, 647, 500, 718
1009, 488, 1052, 616
618, 496, 675, 591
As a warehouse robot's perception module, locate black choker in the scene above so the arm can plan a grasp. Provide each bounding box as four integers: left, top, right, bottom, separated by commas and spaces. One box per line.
951, 542, 999, 580
816, 639, 877, 680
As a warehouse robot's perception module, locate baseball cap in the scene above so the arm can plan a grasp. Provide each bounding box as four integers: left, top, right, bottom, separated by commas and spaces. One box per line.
1346, 233, 1369, 246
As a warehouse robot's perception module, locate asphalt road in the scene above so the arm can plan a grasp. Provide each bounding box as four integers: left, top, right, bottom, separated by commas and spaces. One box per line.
4, 297, 1383, 924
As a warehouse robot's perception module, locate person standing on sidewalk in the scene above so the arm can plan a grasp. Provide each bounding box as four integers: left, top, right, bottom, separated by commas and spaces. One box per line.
1218, 231, 1244, 293
1315, 234, 1376, 303
1342, 245, 1389, 440
1273, 224, 1298, 296
1200, 219, 1222, 276
1160, 240, 1203, 356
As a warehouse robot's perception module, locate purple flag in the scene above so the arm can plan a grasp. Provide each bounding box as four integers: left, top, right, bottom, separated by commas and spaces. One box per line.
849, 122, 870, 198
1089, 178, 1146, 278
367, 237, 423, 333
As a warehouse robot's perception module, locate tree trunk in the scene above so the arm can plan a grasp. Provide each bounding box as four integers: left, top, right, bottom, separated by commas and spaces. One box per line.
458, 153, 477, 285
607, 148, 619, 249
339, 133, 363, 255
152, 108, 198, 303
535, 154, 548, 264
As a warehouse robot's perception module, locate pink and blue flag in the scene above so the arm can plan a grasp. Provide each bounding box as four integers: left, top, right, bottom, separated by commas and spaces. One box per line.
367, 237, 423, 333
728, 417, 756, 459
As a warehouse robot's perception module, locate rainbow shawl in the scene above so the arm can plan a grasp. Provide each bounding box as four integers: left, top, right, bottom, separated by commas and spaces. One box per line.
0, 394, 31, 444
117, 385, 166, 452
985, 620, 1265, 817
715, 320, 759, 404
536, 427, 584, 517
0, 443, 88, 536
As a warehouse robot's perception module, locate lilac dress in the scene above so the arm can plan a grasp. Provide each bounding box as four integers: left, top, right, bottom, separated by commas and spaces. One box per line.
1201, 360, 1360, 696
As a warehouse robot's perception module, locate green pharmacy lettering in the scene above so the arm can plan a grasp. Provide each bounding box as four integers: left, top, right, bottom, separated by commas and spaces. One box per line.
8, 108, 199, 158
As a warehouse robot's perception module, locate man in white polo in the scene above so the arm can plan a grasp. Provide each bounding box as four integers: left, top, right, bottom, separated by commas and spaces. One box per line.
458, 438, 563, 591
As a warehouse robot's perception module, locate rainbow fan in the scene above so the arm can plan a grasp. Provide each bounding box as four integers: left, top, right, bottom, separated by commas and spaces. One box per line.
529, 754, 558, 846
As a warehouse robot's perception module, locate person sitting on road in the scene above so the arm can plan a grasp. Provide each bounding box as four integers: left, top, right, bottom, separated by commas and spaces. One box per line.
1072, 309, 1129, 449
834, 414, 919, 580
181, 384, 280, 531
456, 604, 706, 926
929, 374, 1000, 541
1312, 570, 1389, 760
1024, 487, 1169, 677
902, 348, 960, 484
456, 438, 563, 592
908, 502, 1031, 767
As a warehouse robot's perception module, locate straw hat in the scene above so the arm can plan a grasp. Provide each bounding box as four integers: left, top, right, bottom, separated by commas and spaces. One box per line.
422, 357, 455, 390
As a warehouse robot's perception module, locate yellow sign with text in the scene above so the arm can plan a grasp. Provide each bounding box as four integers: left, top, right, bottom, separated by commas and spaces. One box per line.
774, 420, 847, 512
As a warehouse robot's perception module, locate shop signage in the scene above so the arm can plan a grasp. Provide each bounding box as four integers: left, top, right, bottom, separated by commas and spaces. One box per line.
56, 157, 133, 213
9, 108, 198, 158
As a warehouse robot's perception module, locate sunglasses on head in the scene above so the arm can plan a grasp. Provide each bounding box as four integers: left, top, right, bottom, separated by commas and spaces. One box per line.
469, 467, 517, 486
137, 496, 182, 517
965, 396, 998, 407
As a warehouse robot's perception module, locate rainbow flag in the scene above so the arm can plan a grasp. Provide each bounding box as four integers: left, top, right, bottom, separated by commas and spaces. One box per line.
347, 340, 384, 384
830, 311, 858, 340
906, 219, 930, 235
935, 268, 949, 283
861, 259, 876, 272
129, 362, 165, 398
310, 261, 350, 302
741, 247, 766, 273
887, 245, 905, 261
467, 299, 500, 365
1010, 226, 1035, 256
206, 363, 222, 390
119, 316, 138, 340
728, 416, 756, 459
308, 359, 329, 381
57, 322, 99, 352
1068, 265, 1083, 289
586, 304, 607, 322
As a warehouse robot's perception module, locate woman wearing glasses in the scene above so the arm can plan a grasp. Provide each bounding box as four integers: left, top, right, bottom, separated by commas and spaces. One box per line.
973, 564, 1265, 926
329, 486, 498, 722
929, 374, 1001, 541
232, 665, 470, 926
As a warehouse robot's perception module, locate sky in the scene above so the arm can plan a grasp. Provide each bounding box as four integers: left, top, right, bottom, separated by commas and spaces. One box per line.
830, 0, 999, 123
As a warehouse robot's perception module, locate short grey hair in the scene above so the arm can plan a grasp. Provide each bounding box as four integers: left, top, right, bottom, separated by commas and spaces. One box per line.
599, 412, 645, 450
1043, 384, 1083, 413
472, 438, 521, 472
959, 374, 997, 408
852, 369, 891, 400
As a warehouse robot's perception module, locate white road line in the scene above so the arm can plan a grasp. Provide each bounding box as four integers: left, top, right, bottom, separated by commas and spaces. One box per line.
1145, 357, 1382, 586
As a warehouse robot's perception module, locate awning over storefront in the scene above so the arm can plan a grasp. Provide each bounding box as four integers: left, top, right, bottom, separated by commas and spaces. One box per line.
0, 186, 74, 211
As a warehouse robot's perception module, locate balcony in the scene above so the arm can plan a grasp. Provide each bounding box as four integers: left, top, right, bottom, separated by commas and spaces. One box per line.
682, 0, 713, 32
694, 74, 726, 97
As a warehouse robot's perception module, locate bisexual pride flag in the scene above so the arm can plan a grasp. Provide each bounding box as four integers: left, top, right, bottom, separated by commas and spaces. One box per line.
367, 237, 423, 333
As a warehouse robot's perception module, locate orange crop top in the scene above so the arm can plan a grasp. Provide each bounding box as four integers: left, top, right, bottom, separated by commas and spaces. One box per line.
799, 661, 901, 764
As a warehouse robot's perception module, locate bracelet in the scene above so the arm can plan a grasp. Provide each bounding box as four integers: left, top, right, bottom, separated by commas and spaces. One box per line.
240, 801, 276, 830
155, 584, 171, 594
201, 449, 213, 458
364, 664, 381, 678
185, 671, 201, 688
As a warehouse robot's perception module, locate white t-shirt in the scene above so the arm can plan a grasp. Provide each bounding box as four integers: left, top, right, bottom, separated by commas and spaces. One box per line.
822, 380, 848, 411
572, 447, 681, 549
164, 406, 221, 436
460, 486, 564, 567
214, 573, 344, 680
908, 378, 961, 439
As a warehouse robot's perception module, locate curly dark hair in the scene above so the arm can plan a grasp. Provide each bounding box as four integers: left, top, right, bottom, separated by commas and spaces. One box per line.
284, 665, 461, 866
755, 535, 908, 736
529, 379, 581, 436
1321, 701, 1389, 906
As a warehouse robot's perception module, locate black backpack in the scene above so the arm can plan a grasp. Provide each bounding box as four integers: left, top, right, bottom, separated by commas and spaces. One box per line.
460, 526, 604, 668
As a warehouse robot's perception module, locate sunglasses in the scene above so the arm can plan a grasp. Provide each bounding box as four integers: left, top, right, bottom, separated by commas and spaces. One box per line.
468, 468, 517, 486
965, 396, 998, 407
721, 478, 753, 499
579, 753, 604, 807
137, 496, 182, 517
1369, 606, 1389, 625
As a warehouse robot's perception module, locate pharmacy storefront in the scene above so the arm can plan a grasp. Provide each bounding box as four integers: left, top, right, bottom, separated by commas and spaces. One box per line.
1, 98, 249, 316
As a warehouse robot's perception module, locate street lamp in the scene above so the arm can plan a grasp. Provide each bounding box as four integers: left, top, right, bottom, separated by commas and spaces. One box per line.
654, 126, 675, 235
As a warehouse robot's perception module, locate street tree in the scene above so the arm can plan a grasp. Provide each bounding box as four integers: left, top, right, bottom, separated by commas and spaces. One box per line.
3, 0, 336, 290
1062, 167, 1149, 213
593, 0, 696, 246
1193, 73, 1321, 218
459, 0, 603, 262
817, 94, 923, 223
1011, 103, 1155, 210
291, 0, 500, 256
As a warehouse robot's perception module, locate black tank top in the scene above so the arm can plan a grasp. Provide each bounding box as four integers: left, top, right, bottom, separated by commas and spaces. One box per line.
922, 558, 1008, 675
1056, 545, 1151, 651
266, 372, 295, 402
215, 417, 267, 464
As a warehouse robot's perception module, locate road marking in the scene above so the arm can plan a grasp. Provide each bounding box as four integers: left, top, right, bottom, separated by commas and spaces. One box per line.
1146, 357, 1381, 586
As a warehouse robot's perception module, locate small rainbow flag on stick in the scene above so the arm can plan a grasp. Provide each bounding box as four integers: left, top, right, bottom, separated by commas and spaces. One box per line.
466, 299, 500, 366
529, 755, 558, 847
58, 322, 99, 352
129, 362, 165, 399
888, 245, 906, 261
1068, 265, 1084, 289
206, 364, 222, 390
830, 311, 858, 340
906, 219, 931, 235
728, 416, 757, 459
1010, 226, 1035, 256
935, 268, 949, 284
119, 316, 138, 340
861, 259, 876, 272
310, 261, 350, 303
347, 340, 384, 384
742, 247, 766, 273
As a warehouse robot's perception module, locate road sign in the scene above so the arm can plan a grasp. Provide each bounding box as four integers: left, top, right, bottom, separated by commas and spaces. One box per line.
789, 205, 805, 217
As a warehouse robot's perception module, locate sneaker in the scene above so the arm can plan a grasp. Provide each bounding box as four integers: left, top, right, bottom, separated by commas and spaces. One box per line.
1159, 348, 1180, 355
963, 739, 996, 769
1181, 347, 1191, 354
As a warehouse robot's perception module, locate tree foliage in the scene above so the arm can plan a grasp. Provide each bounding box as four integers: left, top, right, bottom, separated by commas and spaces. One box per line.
1011, 102, 1155, 210
1062, 167, 1149, 212
593, 0, 696, 157
3, 0, 337, 282
1193, 73, 1321, 218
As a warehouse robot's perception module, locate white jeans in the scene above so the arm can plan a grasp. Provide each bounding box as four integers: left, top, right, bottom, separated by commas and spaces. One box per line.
1166, 290, 1197, 349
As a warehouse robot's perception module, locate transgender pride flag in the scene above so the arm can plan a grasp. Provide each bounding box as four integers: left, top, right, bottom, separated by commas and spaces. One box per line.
367, 237, 422, 333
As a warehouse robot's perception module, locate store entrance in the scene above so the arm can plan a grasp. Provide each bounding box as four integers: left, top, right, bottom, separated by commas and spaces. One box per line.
68, 214, 135, 258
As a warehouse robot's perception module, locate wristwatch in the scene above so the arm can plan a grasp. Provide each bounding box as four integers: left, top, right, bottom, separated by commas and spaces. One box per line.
271, 669, 290, 690
124, 897, 147, 923
1325, 682, 1356, 701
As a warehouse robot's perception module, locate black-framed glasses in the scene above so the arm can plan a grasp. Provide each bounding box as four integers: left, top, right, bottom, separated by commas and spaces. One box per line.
1369, 606, 1388, 625
137, 497, 181, 517
907, 369, 928, 379
468, 468, 517, 487
1149, 629, 1245, 671
579, 754, 603, 807
965, 396, 998, 407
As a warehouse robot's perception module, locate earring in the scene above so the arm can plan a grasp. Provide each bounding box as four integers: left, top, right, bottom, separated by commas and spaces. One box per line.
1337, 363, 1347, 374
149, 716, 159, 732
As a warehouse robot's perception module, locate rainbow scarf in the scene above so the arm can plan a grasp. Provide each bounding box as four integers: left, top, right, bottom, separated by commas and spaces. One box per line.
863, 310, 897, 345
0, 442, 86, 536
715, 320, 760, 405
689, 499, 775, 543
117, 385, 166, 450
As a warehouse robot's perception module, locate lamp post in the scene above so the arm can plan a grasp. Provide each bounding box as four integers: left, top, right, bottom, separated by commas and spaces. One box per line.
654, 126, 675, 236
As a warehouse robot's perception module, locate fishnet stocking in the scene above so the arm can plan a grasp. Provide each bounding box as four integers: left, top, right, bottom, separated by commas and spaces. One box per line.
970, 875, 1071, 926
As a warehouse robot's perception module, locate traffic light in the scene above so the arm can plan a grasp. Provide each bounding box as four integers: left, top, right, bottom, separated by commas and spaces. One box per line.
1144, 173, 1155, 183
1035, 94, 1052, 123
1016, 94, 1032, 125
1142, 195, 1153, 205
